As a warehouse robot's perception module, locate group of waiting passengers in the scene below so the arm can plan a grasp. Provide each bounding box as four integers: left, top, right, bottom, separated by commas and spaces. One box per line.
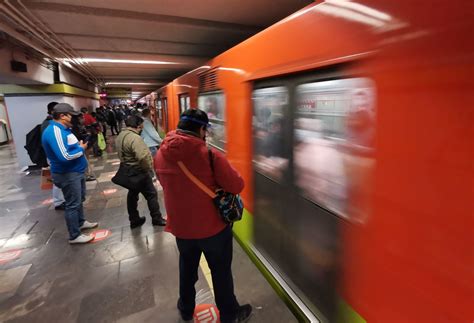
40, 102, 252, 322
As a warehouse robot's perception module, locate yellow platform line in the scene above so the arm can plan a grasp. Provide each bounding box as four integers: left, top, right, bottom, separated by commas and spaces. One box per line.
199, 255, 214, 297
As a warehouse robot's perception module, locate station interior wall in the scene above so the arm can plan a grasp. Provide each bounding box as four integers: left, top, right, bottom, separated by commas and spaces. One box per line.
0, 47, 54, 85
5, 95, 99, 169
0, 100, 12, 144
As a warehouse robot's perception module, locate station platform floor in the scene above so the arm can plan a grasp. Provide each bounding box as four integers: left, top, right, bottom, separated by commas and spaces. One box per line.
0, 141, 297, 323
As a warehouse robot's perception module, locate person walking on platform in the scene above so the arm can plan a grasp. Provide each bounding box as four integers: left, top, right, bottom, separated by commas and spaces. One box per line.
41, 101, 66, 210
116, 115, 166, 228
115, 106, 125, 132
140, 108, 162, 158
106, 106, 118, 136
41, 103, 98, 244
154, 109, 252, 323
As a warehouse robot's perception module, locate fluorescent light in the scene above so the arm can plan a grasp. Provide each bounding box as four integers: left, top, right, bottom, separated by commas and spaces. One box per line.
60, 58, 181, 65
105, 82, 161, 85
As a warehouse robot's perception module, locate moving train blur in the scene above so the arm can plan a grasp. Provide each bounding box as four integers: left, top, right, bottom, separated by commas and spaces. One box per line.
150, 1, 473, 322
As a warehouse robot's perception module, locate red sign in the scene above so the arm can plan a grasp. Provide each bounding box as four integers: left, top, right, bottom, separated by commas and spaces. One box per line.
91, 229, 111, 242
0, 249, 22, 264
194, 304, 220, 323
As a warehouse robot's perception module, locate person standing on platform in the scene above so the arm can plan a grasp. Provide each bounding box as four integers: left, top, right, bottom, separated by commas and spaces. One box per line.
154, 109, 252, 323
140, 108, 162, 158
71, 113, 96, 182
41, 103, 98, 244
41, 101, 66, 210
95, 107, 108, 140
81, 107, 101, 158
115, 115, 166, 228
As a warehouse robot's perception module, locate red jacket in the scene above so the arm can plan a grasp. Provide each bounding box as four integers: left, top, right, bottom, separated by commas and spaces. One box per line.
154, 130, 244, 239
83, 113, 97, 127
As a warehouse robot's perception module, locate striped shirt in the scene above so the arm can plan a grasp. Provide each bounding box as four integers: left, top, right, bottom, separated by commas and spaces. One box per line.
41, 120, 87, 174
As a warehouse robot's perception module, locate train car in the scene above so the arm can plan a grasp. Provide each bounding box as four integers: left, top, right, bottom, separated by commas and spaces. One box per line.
155, 1, 473, 322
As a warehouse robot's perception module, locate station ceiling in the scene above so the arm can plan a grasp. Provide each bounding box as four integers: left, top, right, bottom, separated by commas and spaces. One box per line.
0, 0, 312, 99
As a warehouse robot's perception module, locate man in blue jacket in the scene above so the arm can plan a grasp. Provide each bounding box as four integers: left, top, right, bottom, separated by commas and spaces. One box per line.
42, 103, 98, 244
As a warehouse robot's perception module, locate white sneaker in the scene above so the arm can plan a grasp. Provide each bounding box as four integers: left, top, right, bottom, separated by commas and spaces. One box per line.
80, 221, 98, 230
69, 234, 94, 244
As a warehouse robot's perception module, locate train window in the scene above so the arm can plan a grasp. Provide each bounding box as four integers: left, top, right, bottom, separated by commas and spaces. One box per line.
252, 86, 288, 182
179, 93, 190, 114
156, 99, 162, 120
294, 78, 376, 221
198, 92, 226, 150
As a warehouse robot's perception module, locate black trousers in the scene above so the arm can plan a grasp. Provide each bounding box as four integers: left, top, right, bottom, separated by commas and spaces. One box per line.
176, 226, 239, 322
100, 123, 107, 140
126, 175, 161, 222
109, 123, 119, 136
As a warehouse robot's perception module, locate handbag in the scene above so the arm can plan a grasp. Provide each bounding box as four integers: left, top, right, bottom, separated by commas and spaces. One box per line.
177, 149, 244, 224
111, 133, 148, 191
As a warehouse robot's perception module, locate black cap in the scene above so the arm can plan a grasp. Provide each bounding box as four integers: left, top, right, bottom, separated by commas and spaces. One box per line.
53, 103, 80, 115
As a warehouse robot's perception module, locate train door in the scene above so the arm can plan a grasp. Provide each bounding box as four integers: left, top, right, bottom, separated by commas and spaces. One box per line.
252, 66, 375, 321
162, 97, 168, 132
251, 84, 290, 297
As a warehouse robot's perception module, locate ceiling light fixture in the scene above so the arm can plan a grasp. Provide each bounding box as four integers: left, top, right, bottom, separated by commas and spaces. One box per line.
60, 58, 181, 65
105, 82, 162, 86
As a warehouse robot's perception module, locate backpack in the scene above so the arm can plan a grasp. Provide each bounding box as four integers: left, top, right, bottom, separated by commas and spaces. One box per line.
25, 124, 48, 167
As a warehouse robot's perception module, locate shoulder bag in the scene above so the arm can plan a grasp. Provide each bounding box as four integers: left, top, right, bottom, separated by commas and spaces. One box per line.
111, 133, 148, 191
177, 149, 244, 224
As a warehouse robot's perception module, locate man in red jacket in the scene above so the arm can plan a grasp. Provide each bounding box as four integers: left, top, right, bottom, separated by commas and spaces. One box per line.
154, 109, 252, 323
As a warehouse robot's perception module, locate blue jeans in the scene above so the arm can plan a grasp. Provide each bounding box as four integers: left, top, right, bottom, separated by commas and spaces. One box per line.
148, 146, 159, 178
52, 183, 65, 206
52, 172, 86, 240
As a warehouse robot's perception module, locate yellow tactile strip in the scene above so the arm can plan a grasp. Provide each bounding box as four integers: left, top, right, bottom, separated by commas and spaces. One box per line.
199, 255, 214, 297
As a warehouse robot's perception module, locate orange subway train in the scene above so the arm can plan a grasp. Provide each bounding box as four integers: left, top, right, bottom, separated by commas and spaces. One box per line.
150, 1, 473, 322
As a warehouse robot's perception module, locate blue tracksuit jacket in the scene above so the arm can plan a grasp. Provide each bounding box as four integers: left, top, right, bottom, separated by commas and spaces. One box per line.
41, 120, 87, 174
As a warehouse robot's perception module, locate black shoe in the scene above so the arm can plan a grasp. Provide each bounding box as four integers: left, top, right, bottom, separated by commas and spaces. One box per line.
222, 304, 253, 323
152, 217, 166, 226
86, 175, 96, 182
236, 304, 252, 322
177, 299, 193, 321
54, 202, 66, 210
130, 217, 146, 229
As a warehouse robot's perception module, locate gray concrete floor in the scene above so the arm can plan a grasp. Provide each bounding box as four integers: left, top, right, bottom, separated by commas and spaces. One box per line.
0, 139, 297, 323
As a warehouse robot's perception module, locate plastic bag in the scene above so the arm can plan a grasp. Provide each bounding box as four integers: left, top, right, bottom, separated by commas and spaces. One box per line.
97, 132, 106, 151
